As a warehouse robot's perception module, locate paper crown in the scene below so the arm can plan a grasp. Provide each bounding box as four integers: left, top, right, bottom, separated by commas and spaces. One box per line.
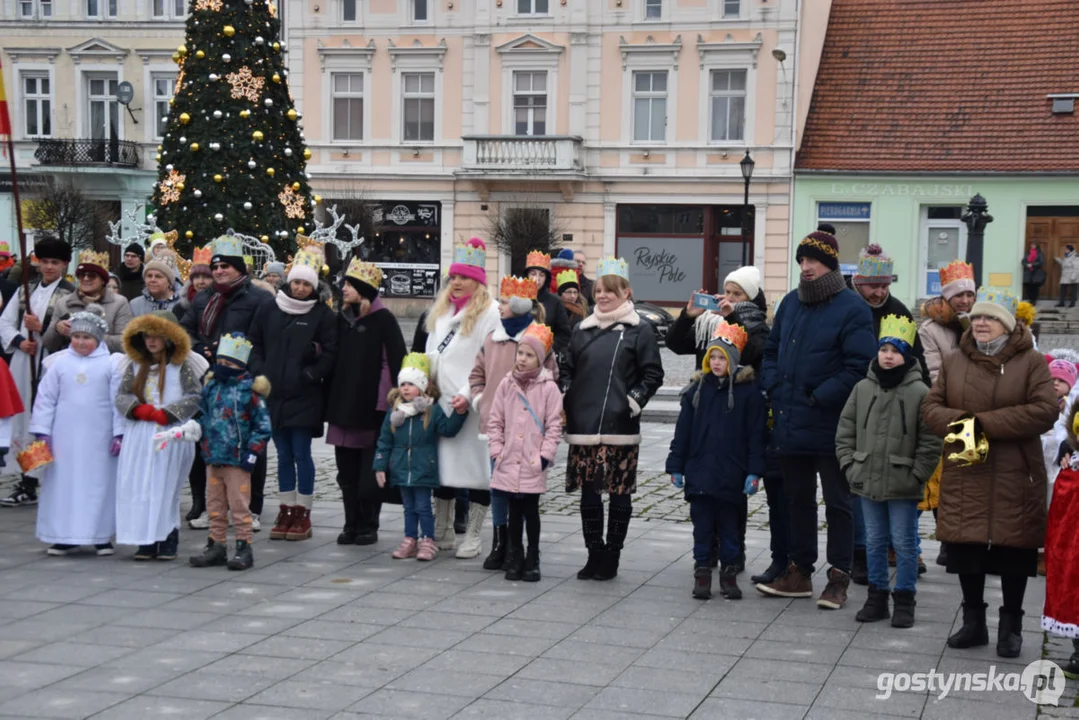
525, 251, 551, 271
976, 286, 1019, 316
0, 241, 10, 255
345, 257, 383, 289
212, 234, 244, 258
522, 322, 554, 355
192, 245, 213, 266
400, 352, 430, 379
500, 275, 537, 301
855, 244, 893, 280
217, 333, 253, 366
939, 260, 975, 286
16, 440, 53, 473
291, 249, 322, 273
944, 416, 989, 467
453, 238, 486, 268
879, 314, 918, 347
148, 231, 168, 247
556, 269, 579, 290
77, 250, 110, 271
712, 321, 749, 353
596, 256, 629, 280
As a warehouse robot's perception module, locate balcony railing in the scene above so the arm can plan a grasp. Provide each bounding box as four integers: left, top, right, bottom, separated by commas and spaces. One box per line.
34, 138, 140, 168
461, 135, 584, 174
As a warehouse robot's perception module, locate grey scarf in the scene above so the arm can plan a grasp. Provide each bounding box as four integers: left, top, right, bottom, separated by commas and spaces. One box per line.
797, 270, 847, 305
976, 335, 1009, 357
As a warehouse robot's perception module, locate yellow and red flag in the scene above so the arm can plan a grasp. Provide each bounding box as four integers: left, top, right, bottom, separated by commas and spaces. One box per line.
0, 56, 11, 156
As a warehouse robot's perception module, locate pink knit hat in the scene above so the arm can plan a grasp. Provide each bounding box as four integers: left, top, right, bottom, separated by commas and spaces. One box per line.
448, 237, 487, 286
1049, 359, 1078, 391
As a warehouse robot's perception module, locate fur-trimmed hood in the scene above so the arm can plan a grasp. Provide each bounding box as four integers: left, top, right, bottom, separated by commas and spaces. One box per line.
921, 295, 966, 331
122, 311, 191, 366
205, 371, 271, 398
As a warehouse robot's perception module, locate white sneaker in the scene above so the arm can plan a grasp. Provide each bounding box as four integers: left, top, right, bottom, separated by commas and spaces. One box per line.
251, 516, 261, 532
188, 512, 209, 529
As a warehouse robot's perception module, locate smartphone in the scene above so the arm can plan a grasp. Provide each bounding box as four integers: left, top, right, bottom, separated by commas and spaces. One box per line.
692, 292, 721, 312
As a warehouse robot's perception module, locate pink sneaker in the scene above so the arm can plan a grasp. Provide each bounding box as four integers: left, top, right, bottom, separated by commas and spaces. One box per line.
392, 537, 418, 559
416, 538, 438, 561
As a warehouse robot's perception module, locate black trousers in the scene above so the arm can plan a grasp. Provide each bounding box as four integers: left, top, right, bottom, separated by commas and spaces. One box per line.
763, 473, 790, 565
188, 453, 207, 511
434, 487, 490, 506
780, 454, 853, 575
1060, 284, 1078, 306
334, 446, 382, 534
1023, 283, 1041, 304
249, 452, 267, 516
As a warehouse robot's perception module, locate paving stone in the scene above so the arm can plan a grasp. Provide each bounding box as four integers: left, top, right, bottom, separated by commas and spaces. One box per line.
483, 677, 603, 709
450, 698, 576, 719
0, 687, 130, 719
345, 688, 472, 719
418, 650, 532, 678
514, 658, 627, 687
214, 705, 333, 720
711, 676, 823, 705
386, 668, 505, 698
691, 698, 809, 719
12, 641, 135, 667
241, 634, 355, 661
89, 695, 232, 720
582, 686, 708, 718
246, 679, 374, 712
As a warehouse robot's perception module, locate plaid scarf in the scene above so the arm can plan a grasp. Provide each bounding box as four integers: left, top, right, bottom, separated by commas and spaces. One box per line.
199, 275, 247, 339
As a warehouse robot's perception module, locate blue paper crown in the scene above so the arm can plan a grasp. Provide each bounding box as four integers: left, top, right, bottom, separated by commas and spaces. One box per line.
976, 286, 1018, 316
211, 234, 245, 259
453, 241, 486, 268
217, 332, 253, 366
856, 249, 894, 279
596, 256, 629, 280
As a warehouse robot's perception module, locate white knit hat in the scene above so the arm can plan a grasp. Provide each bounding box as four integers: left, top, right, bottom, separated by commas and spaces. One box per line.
397, 366, 429, 393
723, 265, 761, 300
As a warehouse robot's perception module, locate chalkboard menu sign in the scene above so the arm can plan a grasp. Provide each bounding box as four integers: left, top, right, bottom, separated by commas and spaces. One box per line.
376, 262, 440, 298
616, 236, 704, 303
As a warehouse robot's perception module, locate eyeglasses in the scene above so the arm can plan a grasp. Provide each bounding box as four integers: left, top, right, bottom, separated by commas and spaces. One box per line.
211, 263, 231, 271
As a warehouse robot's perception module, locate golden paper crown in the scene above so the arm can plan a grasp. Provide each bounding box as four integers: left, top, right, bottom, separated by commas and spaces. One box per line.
291, 249, 322, 274
345, 257, 383, 289
712, 321, 749, 353
192, 245, 213, 265
77, 250, 110, 271
17, 440, 53, 473
522, 322, 554, 355
555, 269, 579, 290
944, 416, 989, 467
500, 275, 538, 301
879, 314, 918, 347
525, 251, 551, 271
939, 260, 975, 286
401, 351, 430, 378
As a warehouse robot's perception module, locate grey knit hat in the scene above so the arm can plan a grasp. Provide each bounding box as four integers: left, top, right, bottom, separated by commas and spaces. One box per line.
263, 261, 286, 278
69, 304, 108, 343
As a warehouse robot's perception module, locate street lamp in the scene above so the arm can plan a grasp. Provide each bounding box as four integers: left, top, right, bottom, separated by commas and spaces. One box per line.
740, 149, 755, 267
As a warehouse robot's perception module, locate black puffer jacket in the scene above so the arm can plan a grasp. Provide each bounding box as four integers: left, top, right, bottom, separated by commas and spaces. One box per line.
538, 288, 573, 357
180, 278, 273, 360
325, 304, 407, 432
248, 291, 338, 435
560, 308, 664, 445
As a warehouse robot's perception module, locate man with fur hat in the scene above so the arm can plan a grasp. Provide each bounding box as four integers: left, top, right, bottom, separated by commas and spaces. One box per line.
758, 229, 876, 610
0, 236, 75, 506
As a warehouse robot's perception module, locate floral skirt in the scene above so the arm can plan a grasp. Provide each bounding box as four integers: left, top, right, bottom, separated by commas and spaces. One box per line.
566, 444, 639, 496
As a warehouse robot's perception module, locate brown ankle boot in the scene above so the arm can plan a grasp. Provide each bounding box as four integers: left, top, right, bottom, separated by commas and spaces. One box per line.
286, 507, 312, 541
269, 505, 293, 540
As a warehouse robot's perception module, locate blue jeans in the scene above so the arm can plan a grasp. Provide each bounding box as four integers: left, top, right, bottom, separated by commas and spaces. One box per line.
852, 494, 866, 551
915, 510, 923, 556
400, 486, 434, 539
861, 497, 919, 593
490, 487, 509, 527
273, 428, 315, 496
689, 496, 742, 568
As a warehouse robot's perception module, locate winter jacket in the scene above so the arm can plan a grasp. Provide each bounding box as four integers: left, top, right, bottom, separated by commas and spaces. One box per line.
179, 278, 274, 360
866, 293, 930, 385
1057, 251, 1079, 285
761, 287, 876, 455
665, 367, 767, 503
561, 307, 664, 446
324, 304, 406, 432
918, 296, 966, 383
117, 265, 144, 302
198, 371, 273, 469
372, 400, 467, 489
129, 289, 183, 318
1023, 246, 1047, 286
836, 361, 942, 502
115, 312, 204, 424
248, 293, 338, 435
43, 289, 133, 354
667, 292, 770, 371
562, 298, 588, 329
922, 325, 1059, 548
468, 323, 558, 435
538, 288, 573, 360
489, 369, 563, 495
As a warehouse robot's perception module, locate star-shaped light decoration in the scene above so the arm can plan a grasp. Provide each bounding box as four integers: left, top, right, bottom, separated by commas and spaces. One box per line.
267, 0, 277, 17
278, 185, 306, 220
225, 66, 265, 103
158, 169, 186, 205
194, 0, 222, 9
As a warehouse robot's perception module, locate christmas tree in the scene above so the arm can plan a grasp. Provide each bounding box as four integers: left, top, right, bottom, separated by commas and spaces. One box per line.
150, 0, 317, 257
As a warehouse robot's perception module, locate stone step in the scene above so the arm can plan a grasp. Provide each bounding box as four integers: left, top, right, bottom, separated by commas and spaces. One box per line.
642, 398, 681, 424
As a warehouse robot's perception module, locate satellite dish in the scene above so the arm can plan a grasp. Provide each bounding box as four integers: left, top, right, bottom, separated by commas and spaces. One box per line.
115, 81, 134, 105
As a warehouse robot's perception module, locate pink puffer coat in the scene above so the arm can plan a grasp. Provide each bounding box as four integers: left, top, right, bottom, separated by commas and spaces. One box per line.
489, 368, 563, 495
468, 324, 557, 436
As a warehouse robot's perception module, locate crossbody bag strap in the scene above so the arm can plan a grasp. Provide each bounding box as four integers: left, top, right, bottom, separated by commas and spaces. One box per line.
517, 391, 544, 434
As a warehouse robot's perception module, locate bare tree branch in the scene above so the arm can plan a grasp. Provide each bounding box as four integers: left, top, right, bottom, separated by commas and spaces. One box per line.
485, 199, 566, 276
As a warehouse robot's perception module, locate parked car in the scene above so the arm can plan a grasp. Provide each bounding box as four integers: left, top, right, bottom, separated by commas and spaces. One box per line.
634, 301, 673, 346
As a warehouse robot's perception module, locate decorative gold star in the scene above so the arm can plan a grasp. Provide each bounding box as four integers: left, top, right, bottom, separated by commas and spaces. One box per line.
225, 66, 264, 103
158, 169, 186, 205
278, 185, 306, 220
194, 0, 222, 9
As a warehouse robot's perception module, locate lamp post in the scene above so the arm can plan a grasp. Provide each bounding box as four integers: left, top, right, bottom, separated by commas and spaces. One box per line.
740, 149, 755, 267
960, 193, 993, 288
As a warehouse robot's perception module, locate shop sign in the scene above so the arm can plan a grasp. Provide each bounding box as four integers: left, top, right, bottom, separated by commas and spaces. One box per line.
926, 270, 941, 297
373, 201, 439, 228
0, 173, 49, 195
826, 183, 974, 198
616, 236, 703, 303
818, 202, 871, 221
375, 262, 440, 298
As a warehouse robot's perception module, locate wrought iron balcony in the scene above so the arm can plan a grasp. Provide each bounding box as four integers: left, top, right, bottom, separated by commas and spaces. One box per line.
460, 135, 584, 175
34, 138, 140, 168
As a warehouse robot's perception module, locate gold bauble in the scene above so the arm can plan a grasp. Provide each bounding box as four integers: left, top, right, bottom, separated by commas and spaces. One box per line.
195, 50, 205, 59
272, 42, 280, 51
168, 98, 175, 106
213, 174, 224, 183
155, 154, 162, 162
291, 182, 301, 191
260, 235, 269, 242
252, 130, 264, 141
156, 144, 163, 151
272, 73, 281, 83
286, 109, 297, 121
239, 109, 250, 119
313, 194, 322, 204
177, 44, 187, 56
223, 25, 235, 37
172, 52, 180, 62
266, 168, 275, 177
303, 148, 312, 160
190, 142, 200, 152
179, 112, 191, 124
185, 230, 194, 239
175, 182, 185, 191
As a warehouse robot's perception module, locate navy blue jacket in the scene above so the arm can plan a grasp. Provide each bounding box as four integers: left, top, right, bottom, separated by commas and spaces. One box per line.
666, 369, 767, 503
761, 286, 876, 455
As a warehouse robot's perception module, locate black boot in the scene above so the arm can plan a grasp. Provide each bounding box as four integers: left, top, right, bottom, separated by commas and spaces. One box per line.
483, 525, 507, 571
577, 547, 603, 580
1065, 640, 1079, 679
947, 602, 989, 648
595, 501, 630, 581
189, 538, 227, 567
337, 476, 358, 545
856, 585, 891, 623
354, 498, 380, 545
851, 548, 869, 586
719, 565, 742, 600
891, 590, 916, 629
504, 543, 524, 582
228, 540, 254, 571
156, 528, 179, 561
936, 542, 948, 567
522, 546, 541, 582
592, 549, 620, 582
693, 566, 712, 600
133, 544, 158, 561
751, 559, 787, 585
578, 503, 605, 580
997, 607, 1023, 658
185, 496, 206, 524
454, 496, 468, 535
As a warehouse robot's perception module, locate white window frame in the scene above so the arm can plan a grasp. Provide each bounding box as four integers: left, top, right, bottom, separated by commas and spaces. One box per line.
642, 0, 663, 21
696, 39, 759, 147
19, 0, 52, 19
330, 72, 365, 142
722, 0, 741, 18
515, 0, 550, 16
919, 205, 968, 298
388, 44, 445, 147
20, 72, 52, 138
78, 68, 124, 143
151, 0, 185, 19
87, 0, 118, 19
401, 72, 436, 143
151, 72, 176, 140
340, 0, 361, 24
497, 35, 563, 136
619, 38, 680, 145
318, 43, 375, 145
511, 70, 549, 137
631, 70, 668, 143
708, 68, 748, 143
410, 0, 430, 24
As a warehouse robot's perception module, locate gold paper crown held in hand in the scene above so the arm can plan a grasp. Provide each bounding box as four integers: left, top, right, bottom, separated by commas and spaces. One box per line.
944, 416, 989, 467
17, 440, 54, 473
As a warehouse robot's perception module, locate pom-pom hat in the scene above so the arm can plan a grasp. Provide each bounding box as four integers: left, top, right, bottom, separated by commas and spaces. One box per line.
853, 244, 894, 286
449, 238, 487, 286
879, 314, 918, 357
939, 260, 976, 301
0, 241, 11, 259
795, 230, 839, 272
1050, 359, 1078, 392
69, 304, 109, 343
398, 352, 430, 393
520, 323, 554, 358
551, 248, 577, 270
971, 286, 1018, 333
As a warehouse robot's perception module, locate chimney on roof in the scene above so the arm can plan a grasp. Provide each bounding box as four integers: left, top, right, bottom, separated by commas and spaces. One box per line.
1049, 94, 1077, 115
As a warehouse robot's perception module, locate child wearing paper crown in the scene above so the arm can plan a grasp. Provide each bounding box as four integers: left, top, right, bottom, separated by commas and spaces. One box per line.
666, 322, 766, 601
835, 315, 943, 629
374, 353, 468, 562
189, 332, 272, 571
488, 323, 563, 583
1042, 398, 1079, 677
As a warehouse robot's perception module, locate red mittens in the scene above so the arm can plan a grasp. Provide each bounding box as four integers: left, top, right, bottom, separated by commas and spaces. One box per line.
133, 404, 169, 425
